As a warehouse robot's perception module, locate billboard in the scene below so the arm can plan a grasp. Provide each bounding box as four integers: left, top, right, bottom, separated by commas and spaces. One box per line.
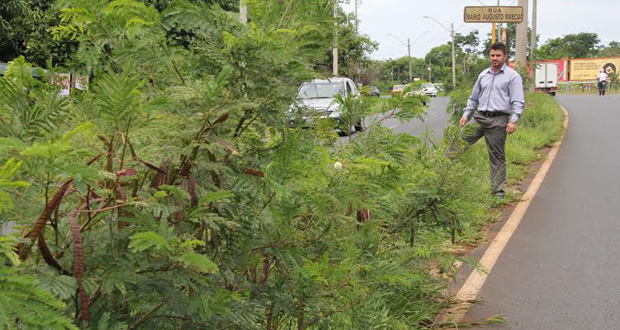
52, 73, 71, 97
569, 57, 620, 81
74, 74, 89, 90
537, 60, 568, 82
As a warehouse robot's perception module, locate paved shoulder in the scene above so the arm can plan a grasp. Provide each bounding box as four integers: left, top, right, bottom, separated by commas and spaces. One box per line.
464, 94, 620, 329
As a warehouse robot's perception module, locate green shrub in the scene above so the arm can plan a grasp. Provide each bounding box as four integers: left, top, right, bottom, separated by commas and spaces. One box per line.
0, 1, 564, 329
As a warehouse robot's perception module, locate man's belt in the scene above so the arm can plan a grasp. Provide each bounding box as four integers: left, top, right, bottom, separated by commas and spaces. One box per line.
478, 111, 508, 117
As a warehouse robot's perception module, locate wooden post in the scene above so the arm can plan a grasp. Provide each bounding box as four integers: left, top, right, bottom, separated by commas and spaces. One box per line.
515, 0, 529, 71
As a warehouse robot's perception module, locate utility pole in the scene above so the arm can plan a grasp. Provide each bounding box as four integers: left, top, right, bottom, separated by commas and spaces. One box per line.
354, 0, 358, 31
451, 23, 456, 89
428, 63, 432, 82
424, 16, 456, 89
494, 0, 501, 44
515, 0, 529, 71
387, 31, 427, 83
407, 38, 412, 82
333, 0, 339, 76
531, 0, 537, 56
239, 0, 247, 24
529, 0, 537, 90
497, 23, 502, 43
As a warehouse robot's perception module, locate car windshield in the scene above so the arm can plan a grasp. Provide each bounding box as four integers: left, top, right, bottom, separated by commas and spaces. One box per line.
423, 83, 435, 89
298, 82, 344, 99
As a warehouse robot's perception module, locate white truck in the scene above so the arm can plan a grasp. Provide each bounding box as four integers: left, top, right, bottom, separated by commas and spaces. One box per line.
535, 62, 559, 96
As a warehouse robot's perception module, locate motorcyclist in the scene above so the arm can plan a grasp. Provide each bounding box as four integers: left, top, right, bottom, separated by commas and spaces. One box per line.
597, 69, 608, 96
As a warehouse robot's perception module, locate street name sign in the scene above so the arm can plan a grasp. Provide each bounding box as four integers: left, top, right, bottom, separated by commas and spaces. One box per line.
464, 6, 524, 23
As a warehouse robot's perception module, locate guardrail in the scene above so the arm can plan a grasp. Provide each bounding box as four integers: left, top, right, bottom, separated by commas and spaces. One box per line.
557, 81, 619, 94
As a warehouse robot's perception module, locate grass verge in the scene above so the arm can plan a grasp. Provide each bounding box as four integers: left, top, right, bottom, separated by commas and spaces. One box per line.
362, 96, 388, 115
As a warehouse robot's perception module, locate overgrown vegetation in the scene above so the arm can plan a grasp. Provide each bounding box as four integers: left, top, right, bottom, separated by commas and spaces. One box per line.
0, 1, 565, 329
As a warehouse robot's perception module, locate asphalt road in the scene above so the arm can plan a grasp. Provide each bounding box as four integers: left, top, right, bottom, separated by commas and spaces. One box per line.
338, 96, 453, 143
1, 222, 17, 235
464, 94, 620, 329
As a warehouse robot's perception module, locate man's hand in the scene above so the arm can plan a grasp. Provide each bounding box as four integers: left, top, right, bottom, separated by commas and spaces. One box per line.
506, 122, 517, 134
460, 117, 469, 127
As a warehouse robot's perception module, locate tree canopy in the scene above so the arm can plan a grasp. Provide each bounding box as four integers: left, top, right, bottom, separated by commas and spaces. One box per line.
537, 32, 601, 59
0, 1, 452, 330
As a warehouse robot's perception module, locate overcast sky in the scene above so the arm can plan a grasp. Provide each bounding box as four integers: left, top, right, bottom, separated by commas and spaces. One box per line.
341, 0, 620, 60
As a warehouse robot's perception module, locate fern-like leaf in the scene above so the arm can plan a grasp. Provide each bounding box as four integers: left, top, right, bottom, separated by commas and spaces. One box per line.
0, 268, 80, 330
178, 252, 219, 273
129, 231, 171, 253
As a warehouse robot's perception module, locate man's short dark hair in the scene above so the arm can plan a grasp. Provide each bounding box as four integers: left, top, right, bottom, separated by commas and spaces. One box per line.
490, 42, 507, 55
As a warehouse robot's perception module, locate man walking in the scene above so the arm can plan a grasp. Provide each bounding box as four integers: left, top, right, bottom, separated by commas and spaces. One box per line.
597, 69, 608, 96
459, 42, 525, 197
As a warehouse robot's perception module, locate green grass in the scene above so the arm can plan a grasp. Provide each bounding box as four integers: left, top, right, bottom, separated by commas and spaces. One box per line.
362, 96, 388, 115
558, 83, 620, 95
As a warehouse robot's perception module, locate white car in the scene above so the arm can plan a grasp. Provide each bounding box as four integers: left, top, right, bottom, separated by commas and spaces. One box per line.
422, 83, 438, 97
403, 84, 428, 106
288, 77, 363, 135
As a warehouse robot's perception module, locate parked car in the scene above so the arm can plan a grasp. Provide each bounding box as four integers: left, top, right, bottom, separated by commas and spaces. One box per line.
390, 84, 405, 97
422, 83, 437, 97
288, 77, 364, 135
404, 84, 428, 106
367, 86, 381, 97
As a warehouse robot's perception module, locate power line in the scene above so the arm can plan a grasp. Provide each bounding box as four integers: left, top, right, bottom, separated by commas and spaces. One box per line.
458, 23, 489, 34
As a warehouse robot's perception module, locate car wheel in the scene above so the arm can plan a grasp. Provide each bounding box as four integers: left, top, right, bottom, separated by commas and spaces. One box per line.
338, 124, 352, 136
338, 129, 352, 136
354, 119, 364, 132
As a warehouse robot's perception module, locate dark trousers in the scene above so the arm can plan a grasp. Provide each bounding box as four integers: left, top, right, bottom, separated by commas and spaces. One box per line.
598, 81, 607, 96
461, 111, 509, 194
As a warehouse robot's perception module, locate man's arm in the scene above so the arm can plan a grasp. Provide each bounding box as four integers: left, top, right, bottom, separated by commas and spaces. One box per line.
508, 74, 525, 123
462, 75, 483, 121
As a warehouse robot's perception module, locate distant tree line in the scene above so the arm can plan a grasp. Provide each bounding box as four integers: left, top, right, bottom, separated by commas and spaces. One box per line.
367, 29, 620, 91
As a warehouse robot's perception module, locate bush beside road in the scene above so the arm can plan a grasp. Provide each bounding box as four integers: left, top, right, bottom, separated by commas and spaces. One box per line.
315, 91, 566, 327
0, 83, 564, 329
0, 2, 565, 326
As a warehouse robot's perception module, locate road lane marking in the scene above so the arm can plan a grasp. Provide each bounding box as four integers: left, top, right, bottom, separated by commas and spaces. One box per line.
444, 104, 570, 324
